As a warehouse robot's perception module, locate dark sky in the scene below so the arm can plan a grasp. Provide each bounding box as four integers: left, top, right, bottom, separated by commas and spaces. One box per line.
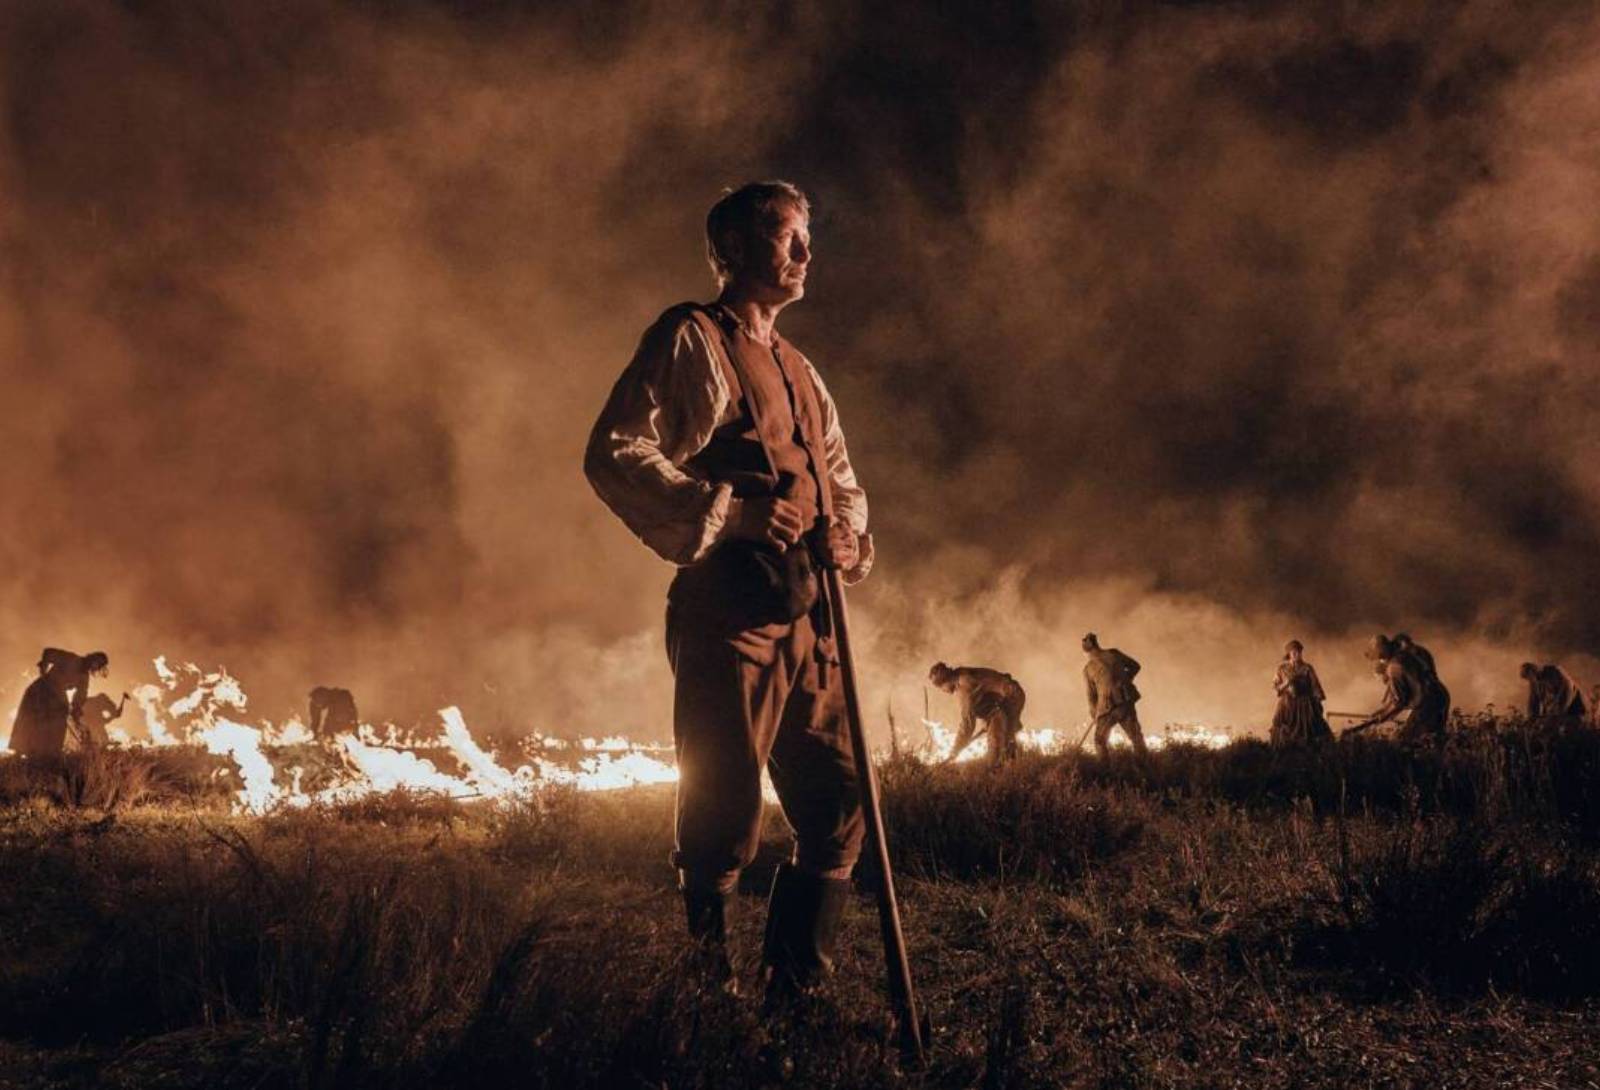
3, 0, 1597, 738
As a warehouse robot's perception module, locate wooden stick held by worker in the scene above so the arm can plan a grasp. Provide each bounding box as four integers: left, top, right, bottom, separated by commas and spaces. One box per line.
822, 561, 927, 1066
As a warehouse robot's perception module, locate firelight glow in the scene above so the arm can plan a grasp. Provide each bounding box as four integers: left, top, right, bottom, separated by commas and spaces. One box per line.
4, 659, 1235, 813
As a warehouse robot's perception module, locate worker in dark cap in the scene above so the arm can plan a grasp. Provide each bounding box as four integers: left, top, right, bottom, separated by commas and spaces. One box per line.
1344, 635, 1450, 746
928, 661, 1026, 765
1082, 633, 1148, 758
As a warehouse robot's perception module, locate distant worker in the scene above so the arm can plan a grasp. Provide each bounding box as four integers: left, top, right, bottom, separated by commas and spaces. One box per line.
927, 662, 1026, 765
1519, 662, 1586, 723
1394, 633, 1438, 680
1344, 635, 1451, 746
9, 648, 111, 758
1082, 633, 1148, 758
308, 686, 359, 738
71, 692, 130, 749
1270, 640, 1331, 747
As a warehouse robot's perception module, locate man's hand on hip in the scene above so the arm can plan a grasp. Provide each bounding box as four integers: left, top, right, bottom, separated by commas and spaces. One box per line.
728, 496, 806, 551
819, 520, 859, 571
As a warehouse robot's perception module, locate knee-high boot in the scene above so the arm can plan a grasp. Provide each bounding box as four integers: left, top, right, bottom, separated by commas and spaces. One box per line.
762, 863, 849, 1002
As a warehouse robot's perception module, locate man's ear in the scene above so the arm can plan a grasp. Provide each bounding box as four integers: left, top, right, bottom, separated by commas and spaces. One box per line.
720, 229, 745, 274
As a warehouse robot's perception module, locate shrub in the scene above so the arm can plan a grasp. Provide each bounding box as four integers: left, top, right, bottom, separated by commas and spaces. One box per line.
0, 748, 232, 813
1297, 815, 1600, 998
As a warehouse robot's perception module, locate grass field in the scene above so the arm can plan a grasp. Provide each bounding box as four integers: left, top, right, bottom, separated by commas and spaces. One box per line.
2, 720, 1599, 1089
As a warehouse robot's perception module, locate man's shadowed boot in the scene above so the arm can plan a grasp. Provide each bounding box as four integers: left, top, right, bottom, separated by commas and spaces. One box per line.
761, 863, 848, 1009
683, 887, 738, 994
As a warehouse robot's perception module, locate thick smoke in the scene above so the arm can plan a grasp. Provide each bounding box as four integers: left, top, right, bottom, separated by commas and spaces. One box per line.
2, 1, 1595, 740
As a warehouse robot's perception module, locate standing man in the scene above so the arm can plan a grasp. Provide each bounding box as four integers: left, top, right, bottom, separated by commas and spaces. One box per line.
585, 182, 872, 999
927, 662, 1026, 765
1082, 633, 1148, 758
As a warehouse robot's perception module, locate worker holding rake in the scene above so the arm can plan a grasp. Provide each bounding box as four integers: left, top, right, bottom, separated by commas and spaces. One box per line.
585, 182, 879, 1006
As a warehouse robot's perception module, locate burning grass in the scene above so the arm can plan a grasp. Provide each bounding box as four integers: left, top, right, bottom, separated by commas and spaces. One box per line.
2, 722, 1599, 1088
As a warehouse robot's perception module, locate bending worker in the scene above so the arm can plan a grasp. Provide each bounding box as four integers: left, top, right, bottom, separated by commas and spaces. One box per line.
308, 686, 359, 739
1345, 634, 1451, 745
1520, 662, 1586, 724
9, 648, 111, 758
928, 661, 1025, 765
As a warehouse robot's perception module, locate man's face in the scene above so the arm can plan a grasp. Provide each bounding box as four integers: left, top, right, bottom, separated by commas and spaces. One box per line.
731, 202, 810, 304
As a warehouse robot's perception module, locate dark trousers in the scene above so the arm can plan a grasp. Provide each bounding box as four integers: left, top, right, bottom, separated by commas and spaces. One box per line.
1398, 683, 1451, 745
667, 606, 865, 896
1093, 703, 1148, 757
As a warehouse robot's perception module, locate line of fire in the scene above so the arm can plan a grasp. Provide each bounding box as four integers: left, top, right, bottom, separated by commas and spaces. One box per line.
19, 639, 1580, 811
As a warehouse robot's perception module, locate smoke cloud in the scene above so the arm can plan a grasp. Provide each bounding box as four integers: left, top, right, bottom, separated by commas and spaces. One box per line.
3, 1, 1596, 740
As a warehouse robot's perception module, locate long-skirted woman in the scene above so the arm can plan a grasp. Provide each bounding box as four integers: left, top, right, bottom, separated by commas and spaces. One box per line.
1271, 640, 1331, 746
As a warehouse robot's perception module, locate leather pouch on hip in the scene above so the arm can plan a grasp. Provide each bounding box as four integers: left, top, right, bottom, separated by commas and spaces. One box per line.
672, 540, 819, 632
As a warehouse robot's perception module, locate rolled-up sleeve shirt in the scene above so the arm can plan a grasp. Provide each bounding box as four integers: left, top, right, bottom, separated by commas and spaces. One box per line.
585, 307, 873, 583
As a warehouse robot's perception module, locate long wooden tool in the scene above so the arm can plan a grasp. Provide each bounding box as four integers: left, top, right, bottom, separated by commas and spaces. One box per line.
822, 564, 927, 1067
1073, 718, 1097, 751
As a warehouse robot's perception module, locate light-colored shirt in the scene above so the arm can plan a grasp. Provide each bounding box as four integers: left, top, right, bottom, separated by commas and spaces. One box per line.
1085, 649, 1141, 716
585, 305, 873, 581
